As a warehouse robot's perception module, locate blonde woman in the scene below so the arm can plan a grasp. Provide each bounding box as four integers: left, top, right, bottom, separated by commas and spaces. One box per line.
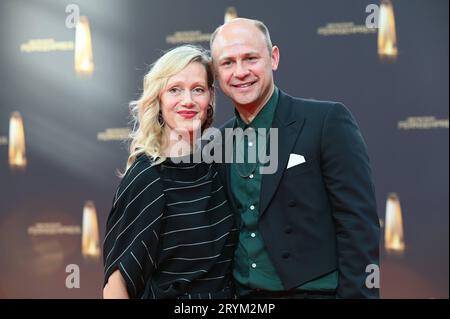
103, 45, 237, 299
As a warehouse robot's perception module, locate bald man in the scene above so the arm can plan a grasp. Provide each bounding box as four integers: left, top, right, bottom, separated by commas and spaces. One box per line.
210, 18, 380, 299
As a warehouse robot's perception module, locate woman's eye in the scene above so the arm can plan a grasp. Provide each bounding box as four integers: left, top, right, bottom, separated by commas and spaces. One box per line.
193, 87, 205, 94
168, 87, 180, 94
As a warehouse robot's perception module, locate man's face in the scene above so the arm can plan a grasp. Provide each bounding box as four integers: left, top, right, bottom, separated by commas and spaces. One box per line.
211, 21, 279, 111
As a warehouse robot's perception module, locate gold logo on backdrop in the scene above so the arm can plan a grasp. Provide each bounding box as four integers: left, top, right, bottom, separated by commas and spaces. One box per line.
225, 7, 238, 23
20, 38, 74, 52
378, 0, 398, 60
166, 31, 212, 44
9, 112, 27, 170
28, 222, 81, 236
97, 128, 130, 141
384, 193, 405, 255
20, 17, 95, 76
398, 117, 449, 130
82, 201, 100, 259
74, 16, 95, 76
317, 22, 377, 36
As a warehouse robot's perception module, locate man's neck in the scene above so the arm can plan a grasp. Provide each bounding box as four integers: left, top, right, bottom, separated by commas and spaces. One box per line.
235, 85, 275, 124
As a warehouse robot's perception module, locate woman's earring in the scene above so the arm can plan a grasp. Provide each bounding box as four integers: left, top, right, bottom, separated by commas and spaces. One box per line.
205, 105, 214, 128
207, 105, 214, 117
158, 111, 164, 126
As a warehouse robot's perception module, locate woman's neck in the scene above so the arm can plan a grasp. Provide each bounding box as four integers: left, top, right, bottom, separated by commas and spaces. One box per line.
161, 127, 193, 158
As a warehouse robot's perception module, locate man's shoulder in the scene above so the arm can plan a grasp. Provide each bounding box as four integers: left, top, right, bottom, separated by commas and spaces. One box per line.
280, 90, 340, 111
279, 90, 349, 118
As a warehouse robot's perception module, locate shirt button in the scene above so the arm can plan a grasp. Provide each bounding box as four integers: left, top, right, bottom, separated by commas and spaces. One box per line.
288, 200, 296, 207
249, 174, 254, 179
248, 141, 254, 147
251, 263, 257, 268
250, 205, 255, 211
282, 252, 290, 259
251, 233, 256, 238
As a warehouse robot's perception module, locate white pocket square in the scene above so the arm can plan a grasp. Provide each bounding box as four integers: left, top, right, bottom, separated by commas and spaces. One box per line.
287, 154, 306, 169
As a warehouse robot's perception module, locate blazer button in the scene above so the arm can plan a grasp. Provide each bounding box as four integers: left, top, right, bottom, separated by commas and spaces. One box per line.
285, 227, 292, 234
288, 200, 296, 207
282, 252, 290, 259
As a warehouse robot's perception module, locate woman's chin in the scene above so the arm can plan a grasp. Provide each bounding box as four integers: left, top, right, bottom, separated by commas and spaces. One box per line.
167, 123, 202, 136
178, 119, 203, 132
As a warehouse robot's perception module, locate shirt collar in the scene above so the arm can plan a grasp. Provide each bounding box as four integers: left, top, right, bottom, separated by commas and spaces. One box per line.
234, 87, 279, 133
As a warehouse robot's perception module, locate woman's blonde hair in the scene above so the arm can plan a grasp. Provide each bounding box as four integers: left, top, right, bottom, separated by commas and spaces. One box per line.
124, 45, 215, 174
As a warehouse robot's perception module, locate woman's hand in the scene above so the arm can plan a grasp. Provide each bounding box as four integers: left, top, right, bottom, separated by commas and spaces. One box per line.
103, 269, 129, 299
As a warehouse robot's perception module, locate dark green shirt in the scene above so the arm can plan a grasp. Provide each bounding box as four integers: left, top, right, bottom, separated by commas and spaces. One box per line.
230, 87, 338, 296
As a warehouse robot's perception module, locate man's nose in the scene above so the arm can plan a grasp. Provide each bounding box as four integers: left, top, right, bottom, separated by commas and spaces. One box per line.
234, 61, 250, 79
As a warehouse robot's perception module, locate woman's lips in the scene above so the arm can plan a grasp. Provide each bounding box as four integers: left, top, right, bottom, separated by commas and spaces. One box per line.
177, 110, 198, 119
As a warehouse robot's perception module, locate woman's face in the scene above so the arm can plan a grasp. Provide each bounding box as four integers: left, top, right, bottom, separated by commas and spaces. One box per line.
160, 62, 213, 136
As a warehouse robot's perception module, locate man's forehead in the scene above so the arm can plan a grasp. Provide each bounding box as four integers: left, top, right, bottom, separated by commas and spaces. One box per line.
215, 36, 249, 50
221, 19, 259, 33
212, 30, 266, 59
218, 23, 262, 42
215, 44, 261, 61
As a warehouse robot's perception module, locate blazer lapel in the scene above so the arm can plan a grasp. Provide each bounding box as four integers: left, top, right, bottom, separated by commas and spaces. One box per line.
259, 92, 305, 217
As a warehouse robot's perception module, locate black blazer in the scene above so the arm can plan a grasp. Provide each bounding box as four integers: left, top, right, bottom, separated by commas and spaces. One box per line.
217, 90, 380, 298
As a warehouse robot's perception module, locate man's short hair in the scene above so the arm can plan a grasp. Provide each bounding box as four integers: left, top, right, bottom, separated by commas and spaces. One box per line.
209, 18, 273, 55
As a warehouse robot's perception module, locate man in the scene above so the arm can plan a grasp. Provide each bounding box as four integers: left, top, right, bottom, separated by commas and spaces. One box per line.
210, 18, 380, 298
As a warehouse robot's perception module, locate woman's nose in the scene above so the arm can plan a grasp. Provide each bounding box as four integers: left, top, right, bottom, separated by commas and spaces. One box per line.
180, 90, 195, 107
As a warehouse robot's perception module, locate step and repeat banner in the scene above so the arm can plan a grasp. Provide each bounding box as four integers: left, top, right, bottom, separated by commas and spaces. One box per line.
0, 0, 448, 298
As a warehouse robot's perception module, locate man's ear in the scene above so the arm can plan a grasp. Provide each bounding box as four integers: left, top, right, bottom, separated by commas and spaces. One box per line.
271, 46, 280, 71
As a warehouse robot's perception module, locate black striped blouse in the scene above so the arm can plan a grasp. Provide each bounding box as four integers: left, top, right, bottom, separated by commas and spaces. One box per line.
103, 154, 238, 299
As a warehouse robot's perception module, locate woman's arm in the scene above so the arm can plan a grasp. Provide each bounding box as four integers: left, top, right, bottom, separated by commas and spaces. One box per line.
103, 157, 165, 298
103, 269, 129, 299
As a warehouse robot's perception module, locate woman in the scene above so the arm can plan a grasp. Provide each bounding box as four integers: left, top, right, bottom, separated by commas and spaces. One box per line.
103, 45, 237, 299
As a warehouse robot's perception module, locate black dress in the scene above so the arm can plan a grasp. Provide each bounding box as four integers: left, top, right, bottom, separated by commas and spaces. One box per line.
103, 154, 238, 298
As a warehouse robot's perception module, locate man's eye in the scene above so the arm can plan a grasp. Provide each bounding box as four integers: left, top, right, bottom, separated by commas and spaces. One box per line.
221, 61, 232, 67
